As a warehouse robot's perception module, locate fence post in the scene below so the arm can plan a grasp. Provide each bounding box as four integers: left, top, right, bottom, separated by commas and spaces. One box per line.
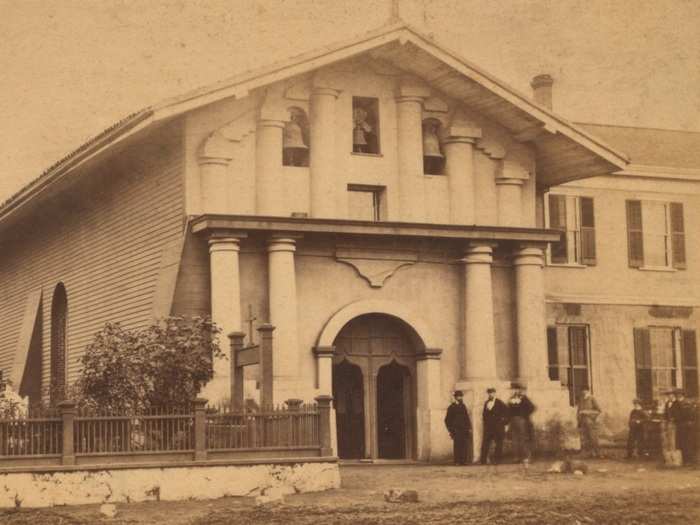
286, 398, 303, 446
315, 395, 333, 457
229, 332, 246, 409
58, 400, 76, 465
193, 398, 208, 461
258, 324, 275, 408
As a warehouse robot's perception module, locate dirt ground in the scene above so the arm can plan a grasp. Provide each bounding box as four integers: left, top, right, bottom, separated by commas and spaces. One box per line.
2, 457, 700, 524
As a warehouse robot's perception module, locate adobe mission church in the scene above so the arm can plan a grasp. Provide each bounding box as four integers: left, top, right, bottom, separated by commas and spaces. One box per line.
2, 22, 699, 462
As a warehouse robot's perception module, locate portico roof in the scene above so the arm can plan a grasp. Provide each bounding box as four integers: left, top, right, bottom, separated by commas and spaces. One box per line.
191, 214, 561, 245
0, 22, 629, 226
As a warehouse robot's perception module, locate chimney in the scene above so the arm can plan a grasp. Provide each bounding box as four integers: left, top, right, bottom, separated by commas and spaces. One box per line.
530, 74, 554, 110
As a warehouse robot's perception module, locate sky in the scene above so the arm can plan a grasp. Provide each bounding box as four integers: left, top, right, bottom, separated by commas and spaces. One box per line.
1, 0, 699, 203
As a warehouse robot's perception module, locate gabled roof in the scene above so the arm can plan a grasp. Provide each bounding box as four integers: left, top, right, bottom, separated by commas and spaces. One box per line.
0, 22, 630, 225
577, 122, 700, 171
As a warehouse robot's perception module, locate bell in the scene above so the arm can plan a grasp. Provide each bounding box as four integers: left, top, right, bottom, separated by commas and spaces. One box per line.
422, 123, 443, 158
353, 125, 368, 147
283, 120, 308, 150
353, 107, 370, 148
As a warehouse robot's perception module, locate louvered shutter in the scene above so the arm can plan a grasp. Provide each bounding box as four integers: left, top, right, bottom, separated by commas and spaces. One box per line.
547, 327, 559, 380
633, 328, 652, 401
626, 200, 644, 268
670, 202, 686, 270
682, 330, 698, 398
579, 197, 596, 265
549, 194, 568, 263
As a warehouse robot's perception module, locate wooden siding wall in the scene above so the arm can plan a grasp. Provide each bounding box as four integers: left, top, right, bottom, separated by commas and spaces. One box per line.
0, 122, 185, 396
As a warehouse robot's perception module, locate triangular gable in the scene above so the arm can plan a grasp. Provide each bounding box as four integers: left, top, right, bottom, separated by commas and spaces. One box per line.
0, 22, 629, 224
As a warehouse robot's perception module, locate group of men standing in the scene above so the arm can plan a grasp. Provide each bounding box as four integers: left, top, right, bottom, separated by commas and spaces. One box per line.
444, 384, 535, 465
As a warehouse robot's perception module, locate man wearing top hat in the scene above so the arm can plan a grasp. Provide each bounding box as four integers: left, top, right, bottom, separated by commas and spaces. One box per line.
508, 383, 536, 463
481, 387, 509, 465
445, 390, 472, 465
669, 388, 697, 464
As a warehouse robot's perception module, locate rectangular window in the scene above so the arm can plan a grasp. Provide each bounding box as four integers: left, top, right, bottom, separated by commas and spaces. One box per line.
352, 97, 380, 154
634, 326, 680, 402
546, 194, 596, 266
547, 324, 592, 406
626, 200, 685, 269
347, 185, 383, 221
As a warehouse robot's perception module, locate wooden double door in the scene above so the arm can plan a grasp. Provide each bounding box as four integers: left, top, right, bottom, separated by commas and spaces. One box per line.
332, 314, 417, 460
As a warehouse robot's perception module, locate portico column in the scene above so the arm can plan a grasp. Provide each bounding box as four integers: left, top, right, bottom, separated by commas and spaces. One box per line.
310, 87, 340, 218
513, 245, 548, 384
256, 119, 285, 215
443, 122, 482, 224
204, 235, 245, 402
268, 236, 301, 398
461, 243, 498, 381
496, 160, 528, 227
396, 80, 430, 222
416, 348, 442, 461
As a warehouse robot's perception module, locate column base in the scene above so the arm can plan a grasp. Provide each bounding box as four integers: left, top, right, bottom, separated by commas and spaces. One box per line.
453, 380, 513, 463
513, 379, 579, 453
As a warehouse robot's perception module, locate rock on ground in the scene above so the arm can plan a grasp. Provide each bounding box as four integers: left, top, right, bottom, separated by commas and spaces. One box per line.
384, 488, 419, 503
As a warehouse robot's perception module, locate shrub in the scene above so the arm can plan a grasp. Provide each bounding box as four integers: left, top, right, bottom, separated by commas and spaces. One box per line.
74, 316, 223, 412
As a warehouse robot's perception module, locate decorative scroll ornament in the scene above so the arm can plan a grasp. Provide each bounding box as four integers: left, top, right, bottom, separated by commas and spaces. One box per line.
335, 248, 418, 288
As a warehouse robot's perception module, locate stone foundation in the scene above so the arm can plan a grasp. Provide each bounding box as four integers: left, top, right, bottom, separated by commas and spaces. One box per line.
0, 459, 340, 508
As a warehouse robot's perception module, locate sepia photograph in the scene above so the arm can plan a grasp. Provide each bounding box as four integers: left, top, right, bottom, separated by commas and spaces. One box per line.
0, 0, 699, 523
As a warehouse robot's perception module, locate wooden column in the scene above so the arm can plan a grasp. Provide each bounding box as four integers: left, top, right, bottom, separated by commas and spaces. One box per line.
513, 245, 548, 383
461, 243, 498, 381
256, 119, 285, 215
443, 121, 481, 225
496, 160, 528, 227
309, 87, 340, 218
396, 79, 430, 222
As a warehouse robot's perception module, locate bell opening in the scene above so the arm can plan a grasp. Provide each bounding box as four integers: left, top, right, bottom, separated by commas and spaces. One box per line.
283, 107, 310, 167
352, 97, 380, 154
422, 119, 445, 175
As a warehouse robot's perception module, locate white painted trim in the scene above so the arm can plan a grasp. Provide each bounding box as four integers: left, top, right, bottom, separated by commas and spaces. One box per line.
545, 293, 700, 307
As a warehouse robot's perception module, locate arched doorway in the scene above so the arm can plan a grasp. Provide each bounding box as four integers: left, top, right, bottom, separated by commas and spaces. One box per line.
332, 314, 417, 460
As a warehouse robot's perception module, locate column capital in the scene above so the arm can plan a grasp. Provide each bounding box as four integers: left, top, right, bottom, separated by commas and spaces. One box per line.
257, 118, 286, 130
512, 245, 545, 267
460, 242, 497, 264
395, 95, 425, 105
311, 87, 340, 98
396, 78, 431, 100
267, 234, 302, 253
495, 177, 525, 186
208, 235, 246, 254
443, 124, 483, 144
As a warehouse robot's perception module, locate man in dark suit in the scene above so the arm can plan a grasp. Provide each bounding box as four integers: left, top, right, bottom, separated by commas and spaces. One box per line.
480, 387, 509, 465
670, 388, 697, 464
445, 390, 472, 465
508, 383, 536, 464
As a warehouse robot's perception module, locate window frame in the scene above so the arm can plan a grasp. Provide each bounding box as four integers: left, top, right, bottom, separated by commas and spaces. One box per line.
347, 184, 384, 222
546, 323, 593, 406
626, 199, 686, 271
543, 193, 596, 267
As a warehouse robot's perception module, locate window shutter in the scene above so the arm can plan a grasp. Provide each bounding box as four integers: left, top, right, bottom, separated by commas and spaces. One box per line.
633, 327, 652, 401
670, 202, 686, 270
549, 194, 568, 263
579, 197, 596, 266
547, 327, 559, 381
626, 200, 644, 268
682, 330, 698, 398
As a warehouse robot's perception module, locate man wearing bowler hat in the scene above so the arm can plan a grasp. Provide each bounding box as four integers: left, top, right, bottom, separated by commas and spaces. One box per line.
445, 390, 472, 465
481, 387, 509, 465
508, 383, 536, 463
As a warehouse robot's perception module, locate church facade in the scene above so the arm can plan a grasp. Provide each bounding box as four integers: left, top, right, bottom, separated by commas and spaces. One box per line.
1, 23, 698, 461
